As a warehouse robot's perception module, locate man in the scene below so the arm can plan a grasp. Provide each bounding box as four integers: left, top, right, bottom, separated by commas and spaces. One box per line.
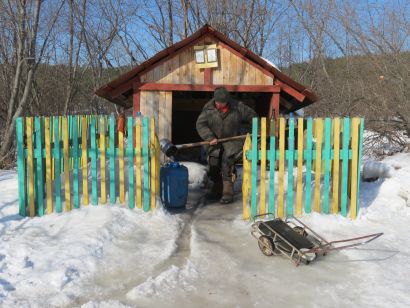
196, 87, 258, 204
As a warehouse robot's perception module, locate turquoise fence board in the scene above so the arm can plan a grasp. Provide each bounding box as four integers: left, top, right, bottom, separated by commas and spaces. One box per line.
53, 117, 61, 213
341, 118, 350, 217
323, 118, 332, 214
357, 118, 365, 211
305, 118, 313, 213
268, 118, 276, 217
16, 118, 26, 216
143, 117, 150, 212
127, 117, 135, 209
73, 116, 79, 209
90, 116, 98, 205
251, 118, 258, 218
287, 118, 295, 217
109, 115, 116, 204
34, 117, 44, 216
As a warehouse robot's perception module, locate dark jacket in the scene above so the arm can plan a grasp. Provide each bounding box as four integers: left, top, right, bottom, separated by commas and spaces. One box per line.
196, 98, 257, 158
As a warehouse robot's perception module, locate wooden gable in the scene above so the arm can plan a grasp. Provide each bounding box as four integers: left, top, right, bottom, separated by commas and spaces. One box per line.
139, 36, 274, 86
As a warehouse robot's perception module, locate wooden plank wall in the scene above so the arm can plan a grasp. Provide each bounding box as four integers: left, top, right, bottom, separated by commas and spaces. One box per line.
140, 90, 172, 140
140, 37, 273, 86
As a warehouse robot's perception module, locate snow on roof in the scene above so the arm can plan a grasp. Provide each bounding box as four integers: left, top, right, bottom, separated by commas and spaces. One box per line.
261, 57, 281, 71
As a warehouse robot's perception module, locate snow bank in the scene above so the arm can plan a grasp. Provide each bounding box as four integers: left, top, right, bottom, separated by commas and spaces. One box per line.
0, 171, 182, 307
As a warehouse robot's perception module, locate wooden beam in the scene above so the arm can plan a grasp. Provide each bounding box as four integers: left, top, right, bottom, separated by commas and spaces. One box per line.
268, 92, 280, 120
276, 81, 306, 102
135, 83, 280, 93
204, 68, 212, 85
133, 89, 140, 115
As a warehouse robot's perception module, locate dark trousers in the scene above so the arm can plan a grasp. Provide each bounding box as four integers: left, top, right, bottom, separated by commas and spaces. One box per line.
208, 150, 236, 182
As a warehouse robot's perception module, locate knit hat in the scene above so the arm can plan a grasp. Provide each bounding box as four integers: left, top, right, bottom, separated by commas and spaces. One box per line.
214, 87, 230, 104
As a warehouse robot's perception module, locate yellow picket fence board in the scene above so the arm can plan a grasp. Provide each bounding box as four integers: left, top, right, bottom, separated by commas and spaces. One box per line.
332, 118, 341, 213
119, 127, 125, 204
81, 116, 89, 205
26, 118, 35, 217
135, 118, 142, 208
150, 118, 156, 210
295, 118, 304, 216
350, 118, 360, 219
99, 117, 107, 204
242, 134, 251, 220
314, 118, 323, 212
155, 135, 160, 194
45, 118, 53, 213
278, 118, 285, 218
63, 117, 71, 211
259, 117, 267, 216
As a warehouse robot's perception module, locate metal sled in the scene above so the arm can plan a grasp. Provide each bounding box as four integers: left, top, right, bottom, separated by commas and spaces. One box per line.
251, 217, 383, 266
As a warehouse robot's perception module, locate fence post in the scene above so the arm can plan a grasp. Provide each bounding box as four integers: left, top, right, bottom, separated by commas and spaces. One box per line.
54, 117, 62, 213
314, 118, 323, 213
242, 134, 251, 220
295, 118, 304, 216
305, 118, 313, 213
259, 117, 267, 216
150, 118, 156, 210
109, 115, 116, 205
287, 118, 295, 217
340, 118, 350, 217
90, 116, 98, 205
72, 116, 79, 209
26, 117, 35, 217
143, 117, 150, 212
81, 116, 89, 205
332, 118, 341, 214
128, 117, 135, 209
135, 117, 142, 209
278, 118, 285, 218
35, 117, 44, 216
350, 118, 360, 219
63, 117, 71, 211
323, 118, 332, 214
251, 117, 259, 218
16, 118, 26, 217
100, 117, 107, 204
268, 118, 276, 217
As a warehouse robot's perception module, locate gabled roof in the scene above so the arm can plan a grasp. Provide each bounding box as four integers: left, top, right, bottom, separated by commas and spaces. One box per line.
95, 24, 319, 108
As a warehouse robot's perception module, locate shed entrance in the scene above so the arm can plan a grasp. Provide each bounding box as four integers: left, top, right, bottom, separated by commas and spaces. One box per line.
171, 91, 272, 162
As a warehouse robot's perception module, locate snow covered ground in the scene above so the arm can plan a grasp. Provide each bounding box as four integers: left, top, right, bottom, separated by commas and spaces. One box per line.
1, 153, 410, 307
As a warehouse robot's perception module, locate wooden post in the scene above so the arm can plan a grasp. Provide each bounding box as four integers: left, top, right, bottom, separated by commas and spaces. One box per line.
133, 89, 141, 116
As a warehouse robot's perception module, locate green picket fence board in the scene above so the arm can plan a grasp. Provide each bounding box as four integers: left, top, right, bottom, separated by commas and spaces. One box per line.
34, 117, 44, 216
53, 117, 62, 213
72, 116, 79, 209
127, 117, 135, 209
16, 118, 26, 216
340, 118, 350, 217
109, 115, 116, 204
356, 118, 365, 213
323, 118, 332, 214
142, 117, 150, 212
305, 118, 313, 213
268, 118, 276, 217
251, 118, 258, 218
287, 118, 295, 217
90, 116, 98, 205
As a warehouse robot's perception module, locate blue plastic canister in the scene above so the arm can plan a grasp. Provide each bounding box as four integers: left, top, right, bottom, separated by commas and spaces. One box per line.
160, 162, 188, 208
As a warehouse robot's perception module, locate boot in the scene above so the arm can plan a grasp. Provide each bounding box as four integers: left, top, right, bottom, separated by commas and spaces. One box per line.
220, 180, 234, 204
205, 179, 222, 201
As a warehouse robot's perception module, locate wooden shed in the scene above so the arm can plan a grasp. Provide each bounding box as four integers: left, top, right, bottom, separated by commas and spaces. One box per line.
96, 24, 319, 147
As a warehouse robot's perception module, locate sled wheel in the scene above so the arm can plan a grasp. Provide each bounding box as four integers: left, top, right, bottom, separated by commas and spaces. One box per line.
258, 236, 275, 256
293, 226, 308, 237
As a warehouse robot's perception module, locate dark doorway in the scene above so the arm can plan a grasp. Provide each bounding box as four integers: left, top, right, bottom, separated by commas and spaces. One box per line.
171, 91, 272, 162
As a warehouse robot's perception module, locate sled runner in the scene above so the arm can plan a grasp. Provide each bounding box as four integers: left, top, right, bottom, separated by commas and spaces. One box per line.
251, 217, 383, 266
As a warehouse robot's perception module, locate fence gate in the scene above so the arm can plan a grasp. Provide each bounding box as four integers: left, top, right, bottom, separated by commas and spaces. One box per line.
16, 115, 160, 217
242, 117, 364, 220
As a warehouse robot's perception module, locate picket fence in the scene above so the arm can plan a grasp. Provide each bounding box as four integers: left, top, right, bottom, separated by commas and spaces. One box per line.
16, 115, 160, 217
242, 117, 364, 220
